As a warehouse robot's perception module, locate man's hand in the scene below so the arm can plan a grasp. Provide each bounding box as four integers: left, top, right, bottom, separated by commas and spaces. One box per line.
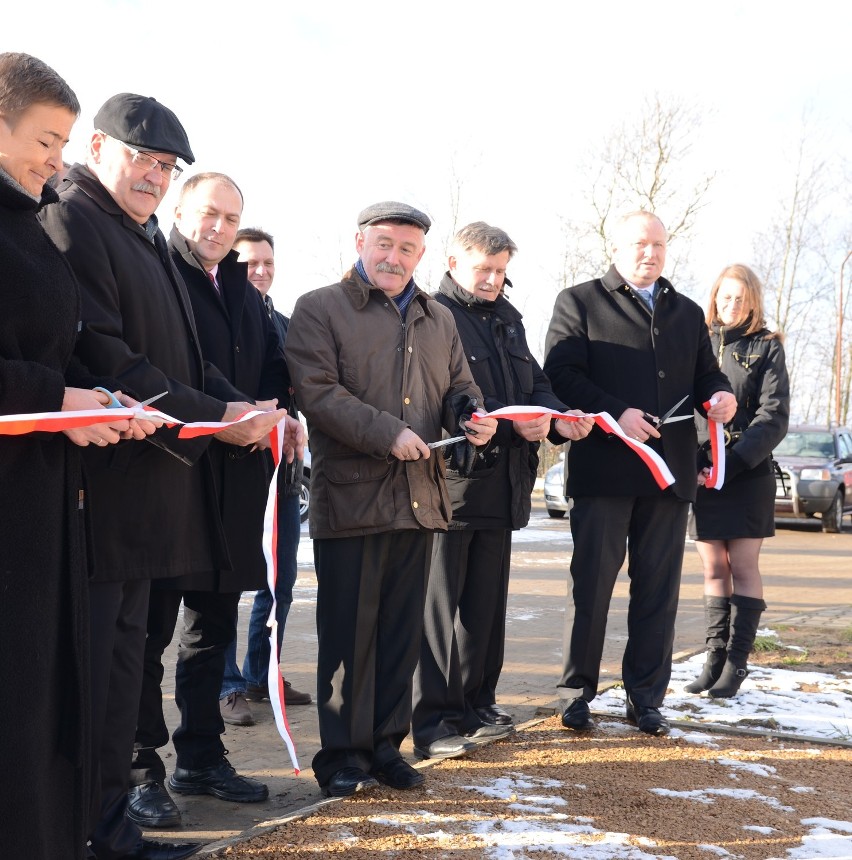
215, 407, 287, 447
61, 387, 130, 448
465, 413, 497, 446
391, 428, 431, 462
278, 415, 305, 463
707, 391, 737, 423
617, 407, 661, 443
554, 411, 595, 441
114, 392, 165, 440
512, 412, 551, 442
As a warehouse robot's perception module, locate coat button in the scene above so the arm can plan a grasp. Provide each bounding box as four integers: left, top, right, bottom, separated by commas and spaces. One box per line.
352, 472, 360, 480
404, 397, 411, 405
653, 328, 659, 335
235, 346, 240, 353
412, 501, 419, 509
408, 346, 413, 353
658, 370, 666, 378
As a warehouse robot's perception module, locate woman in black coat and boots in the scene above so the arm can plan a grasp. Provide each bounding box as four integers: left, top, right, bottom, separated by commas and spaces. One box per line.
687, 264, 789, 698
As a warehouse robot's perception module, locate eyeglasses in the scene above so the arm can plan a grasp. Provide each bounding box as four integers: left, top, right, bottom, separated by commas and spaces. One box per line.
114, 138, 183, 179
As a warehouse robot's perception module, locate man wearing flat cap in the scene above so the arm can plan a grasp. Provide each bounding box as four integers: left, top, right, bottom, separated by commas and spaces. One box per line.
41, 94, 290, 860
285, 202, 497, 798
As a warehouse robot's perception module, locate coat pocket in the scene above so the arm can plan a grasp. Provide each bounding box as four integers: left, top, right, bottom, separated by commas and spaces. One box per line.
325, 455, 394, 532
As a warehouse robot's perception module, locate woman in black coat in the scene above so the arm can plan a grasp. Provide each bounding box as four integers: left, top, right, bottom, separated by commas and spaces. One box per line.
688, 264, 790, 698
0, 53, 136, 859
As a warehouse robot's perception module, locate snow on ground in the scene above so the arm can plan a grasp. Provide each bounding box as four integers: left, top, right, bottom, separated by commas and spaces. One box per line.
592, 650, 852, 742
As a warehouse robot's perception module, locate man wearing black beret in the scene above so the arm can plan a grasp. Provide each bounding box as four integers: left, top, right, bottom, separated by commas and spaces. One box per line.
40, 93, 292, 860
285, 202, 498, 798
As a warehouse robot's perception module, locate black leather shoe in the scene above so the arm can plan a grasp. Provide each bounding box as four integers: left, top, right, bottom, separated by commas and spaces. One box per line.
127, 781, 182, 828
413, 734, 477, 760
625, 698, 670, 736
322, 766, 379, 798
370, 758, 425, 790
474, 704, 513, 726
122, 837, 202, 860
464, 723, 514, 742
168, 757, 268, 802
561, 698, 593, 731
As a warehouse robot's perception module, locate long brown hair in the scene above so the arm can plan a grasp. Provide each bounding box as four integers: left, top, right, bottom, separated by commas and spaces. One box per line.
706, 263, 766, 335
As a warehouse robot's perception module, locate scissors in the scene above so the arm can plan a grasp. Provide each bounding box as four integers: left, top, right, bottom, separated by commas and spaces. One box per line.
642, 394, 691, 428
427, 434, 468, 449
94, 387, 168, 410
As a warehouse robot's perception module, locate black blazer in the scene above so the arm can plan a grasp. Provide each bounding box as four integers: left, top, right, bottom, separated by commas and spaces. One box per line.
166, 228, 290, 591
544, 266, 732, 502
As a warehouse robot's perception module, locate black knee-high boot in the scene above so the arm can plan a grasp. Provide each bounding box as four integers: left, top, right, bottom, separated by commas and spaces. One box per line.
684, 595, 731, 694
708, 594, 766, 698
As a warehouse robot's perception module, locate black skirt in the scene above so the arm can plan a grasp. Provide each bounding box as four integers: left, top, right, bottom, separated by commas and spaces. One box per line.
690, 458, 776, 540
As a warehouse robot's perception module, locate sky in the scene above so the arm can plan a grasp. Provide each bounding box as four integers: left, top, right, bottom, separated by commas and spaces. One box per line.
5, 0, 851, 356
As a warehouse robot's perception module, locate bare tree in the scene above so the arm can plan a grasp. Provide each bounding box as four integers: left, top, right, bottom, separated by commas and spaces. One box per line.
555, 94, 716, 298
751, 120, 837, 423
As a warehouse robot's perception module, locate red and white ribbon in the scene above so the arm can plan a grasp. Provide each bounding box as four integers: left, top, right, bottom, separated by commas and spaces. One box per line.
1, 403, 302, 769
473, 405, 675, 490
261, 419, 300, 773
702, 398, 726, 490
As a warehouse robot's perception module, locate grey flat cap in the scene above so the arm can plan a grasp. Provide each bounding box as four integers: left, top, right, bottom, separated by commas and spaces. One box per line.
94, 93, 195, 164
357, 201, 431, 234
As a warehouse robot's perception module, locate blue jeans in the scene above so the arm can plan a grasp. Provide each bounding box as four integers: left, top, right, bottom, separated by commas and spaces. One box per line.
221, 492, 301, 697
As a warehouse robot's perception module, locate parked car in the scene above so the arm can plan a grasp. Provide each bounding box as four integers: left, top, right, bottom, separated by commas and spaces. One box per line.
299, 448, 311, 523
543, 449, 571, 518
773, 425, 852, 533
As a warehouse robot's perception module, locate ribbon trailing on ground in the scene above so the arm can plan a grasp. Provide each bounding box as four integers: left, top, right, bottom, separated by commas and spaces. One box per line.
473, 405, 676, 490
702, 398, 726, 490
261, 419, 300, 773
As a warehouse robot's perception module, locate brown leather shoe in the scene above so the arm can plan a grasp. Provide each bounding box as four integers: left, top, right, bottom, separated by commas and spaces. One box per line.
284, 679, 312, 705
219, 692, 254, 726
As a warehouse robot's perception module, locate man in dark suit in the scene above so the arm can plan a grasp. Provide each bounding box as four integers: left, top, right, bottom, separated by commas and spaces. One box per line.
40, 96, 289, 860
128, 173, 302, 827
543, 211, 736, 737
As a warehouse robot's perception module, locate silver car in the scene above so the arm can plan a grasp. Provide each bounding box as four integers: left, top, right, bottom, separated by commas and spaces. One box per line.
543, 450, 571, 518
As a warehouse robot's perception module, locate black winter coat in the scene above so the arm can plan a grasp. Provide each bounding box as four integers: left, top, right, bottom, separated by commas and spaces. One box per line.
434, 275, 568, 529
39, 164, 240, 581
696, 322, 789, 480
163, 229, 290, 591
544, 266, 732, 502
0, 175, 93, 859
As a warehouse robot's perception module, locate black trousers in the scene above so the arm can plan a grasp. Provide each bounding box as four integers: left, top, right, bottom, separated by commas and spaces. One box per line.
412, 528, 512, 746
560, 494, 688, 707
311, 530, 431, 788
132, 588, 240, 782
88, 578, 150, 860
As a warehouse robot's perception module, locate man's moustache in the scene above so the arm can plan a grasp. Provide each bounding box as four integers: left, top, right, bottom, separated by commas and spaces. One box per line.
376, 262, 405, 276
131, 182, 161, 198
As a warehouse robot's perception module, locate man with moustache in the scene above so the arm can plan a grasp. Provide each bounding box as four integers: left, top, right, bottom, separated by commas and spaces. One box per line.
285, 202, 498, 798
40, 95, 291, 860
127, 174, 301, 828
543, 210, 735, 738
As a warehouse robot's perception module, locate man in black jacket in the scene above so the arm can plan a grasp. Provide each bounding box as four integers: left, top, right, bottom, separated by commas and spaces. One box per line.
40, 96, 288, 860
217, 228, 312, 729
128, 174, 304, 828
412, 222, 592, 760
543, 210, 736, 737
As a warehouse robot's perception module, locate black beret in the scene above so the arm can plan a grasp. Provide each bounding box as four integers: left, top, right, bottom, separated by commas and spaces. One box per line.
357, 201, 431, 234
94, 93, 195, 164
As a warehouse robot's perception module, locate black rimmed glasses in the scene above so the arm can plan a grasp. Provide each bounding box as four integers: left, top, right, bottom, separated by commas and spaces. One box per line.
114, 138, 183, 179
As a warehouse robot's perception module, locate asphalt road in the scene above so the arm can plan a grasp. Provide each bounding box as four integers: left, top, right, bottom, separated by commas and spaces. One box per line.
150, 496, 852, 852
